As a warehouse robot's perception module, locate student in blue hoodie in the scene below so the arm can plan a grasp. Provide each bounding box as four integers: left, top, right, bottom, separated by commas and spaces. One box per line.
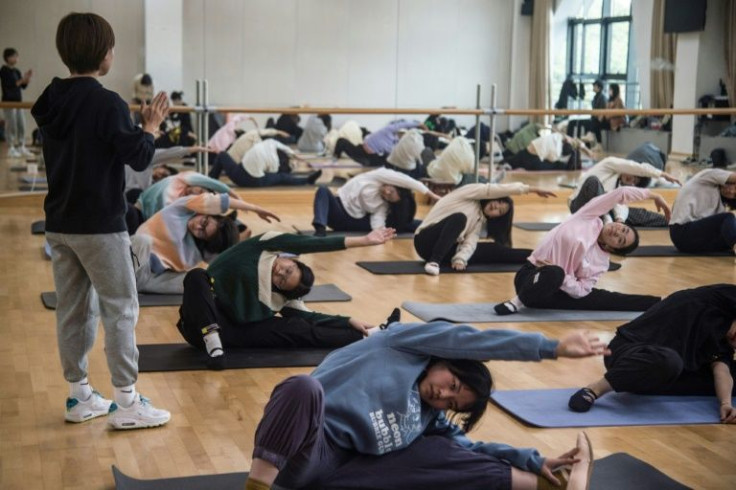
244, 321, 602, 490
31, 13, 171, 430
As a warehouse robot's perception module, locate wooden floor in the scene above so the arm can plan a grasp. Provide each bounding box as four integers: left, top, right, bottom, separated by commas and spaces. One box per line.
0, 149, 733, 489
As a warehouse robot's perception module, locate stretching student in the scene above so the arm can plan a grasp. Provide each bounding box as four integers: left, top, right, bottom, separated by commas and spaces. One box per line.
324, 119, 363, 156
244, 321, 602, 490
176, 229, 396, 370
32, 12, 170, 428
334, 119, 422, 166
426, 136, 476, 185
312, 167, 440, 236
384, 128, 426, 178
569, 284, 736, 424
669, 169, 736, 254
415, 183, 556, 276
569, 156, 680, 227
508, 132, 586, 171
126, 170, 236, 232
495, 187, 669, 315
297, 114, 331, 153
131, 193, 278, 294
209, 138, 321, 187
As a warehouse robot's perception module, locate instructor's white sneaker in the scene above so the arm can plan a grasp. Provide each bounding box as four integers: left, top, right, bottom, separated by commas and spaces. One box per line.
65, 390, 113, 423
108, 393, 171, 430
424, 262, 440, 276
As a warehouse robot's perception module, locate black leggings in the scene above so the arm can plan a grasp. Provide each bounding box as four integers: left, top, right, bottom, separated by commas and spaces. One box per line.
177, 269, 362, 350
604, 335, 736, 396
414, 213, 531, 264
508, 149, 577, 171
333, 138, 386, 167
513, 262, 660, 311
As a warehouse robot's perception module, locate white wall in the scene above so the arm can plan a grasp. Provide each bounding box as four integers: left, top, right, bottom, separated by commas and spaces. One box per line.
145, 0, 183, 95
630, 0, 654, 109
695, 0, 728, 100
181, 0, 521, 131
0, 0, 145, 103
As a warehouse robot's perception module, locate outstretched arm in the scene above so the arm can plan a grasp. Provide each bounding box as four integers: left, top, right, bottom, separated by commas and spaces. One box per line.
228, 199, 281, 223
344, 228, 397, 248
712, 361, 736, 424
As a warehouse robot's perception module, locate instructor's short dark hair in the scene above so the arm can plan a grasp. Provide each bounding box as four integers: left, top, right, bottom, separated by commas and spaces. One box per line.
56, 13, 115, 74
3, 48, 17, 62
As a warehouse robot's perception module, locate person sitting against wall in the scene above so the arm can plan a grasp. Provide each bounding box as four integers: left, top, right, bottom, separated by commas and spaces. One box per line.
568, 156, 680, 227
176, 229, 397, 370
568, 283, 736, 424
209, 138, 322, 187
415, 182, 556, 276
334, 119, 423, 167
297, 114, 331, 154
130, 193, 277, 294
155, 91, 196, 148
597, 83, 626, 135
669, 169, 736, 255
507, 131, 588, 171
312, 167, 440, 236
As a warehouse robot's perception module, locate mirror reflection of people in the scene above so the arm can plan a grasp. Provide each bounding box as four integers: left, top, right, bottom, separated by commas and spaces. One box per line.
1, 47, 33, 157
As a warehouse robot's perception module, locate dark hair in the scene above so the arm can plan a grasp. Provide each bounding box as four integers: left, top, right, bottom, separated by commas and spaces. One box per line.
3, 48, 17, 62
386, 188, 417, 231
609, 83, 620, 99
193, 213, 240, 255
422, 358, 492, 432
721, 195, 736, 210
593, 79, 604, 90
140, 73, 153, 86
317, 114, 332, 131
171, 91, 184, 101
561, 141, 574, 157
56, 13, 115, 74
158, 164, 179, 177
608, 224, 640, 256
480, 197, 514, 247
273, 260, 315, 300
616, 175, 652, 189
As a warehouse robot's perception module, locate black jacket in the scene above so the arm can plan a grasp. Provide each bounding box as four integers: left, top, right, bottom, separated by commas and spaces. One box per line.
32, 77, 154, 233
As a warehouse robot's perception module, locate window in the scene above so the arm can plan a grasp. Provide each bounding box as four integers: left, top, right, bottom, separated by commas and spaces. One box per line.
566, 0, 631, 82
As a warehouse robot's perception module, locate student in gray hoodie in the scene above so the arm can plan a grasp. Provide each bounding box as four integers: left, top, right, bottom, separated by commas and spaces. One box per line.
244, 321, 602, 490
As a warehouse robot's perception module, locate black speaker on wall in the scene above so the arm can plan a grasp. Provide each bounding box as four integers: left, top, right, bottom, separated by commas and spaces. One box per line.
664, 0, 707, 33
521, 0, 534, 16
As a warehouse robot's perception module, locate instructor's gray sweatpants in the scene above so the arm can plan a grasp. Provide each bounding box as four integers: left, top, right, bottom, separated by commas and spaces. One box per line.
46, 232, 139, 387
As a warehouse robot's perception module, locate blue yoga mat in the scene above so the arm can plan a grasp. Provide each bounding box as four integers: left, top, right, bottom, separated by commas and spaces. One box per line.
491, 388, 731, 428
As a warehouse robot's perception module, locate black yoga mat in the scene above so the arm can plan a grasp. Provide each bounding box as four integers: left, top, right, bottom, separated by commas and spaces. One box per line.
31, 220, 45, 235
627, 245, 732, 257
356, 260, 621, 275
39, 284, 350, 310
514, 222, 665, 232
137, 343, 333, 372
112, 453, 689, 490
41, 291, 182, 310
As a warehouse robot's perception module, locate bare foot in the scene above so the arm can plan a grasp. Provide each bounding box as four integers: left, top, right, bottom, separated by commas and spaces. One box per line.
567, 432, 593, 490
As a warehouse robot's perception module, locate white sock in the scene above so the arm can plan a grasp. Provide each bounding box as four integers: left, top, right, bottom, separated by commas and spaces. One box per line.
509, 296, 524, 309
204, 331, 224, 357
69, 378, 93, 401
114, 385, 136, 407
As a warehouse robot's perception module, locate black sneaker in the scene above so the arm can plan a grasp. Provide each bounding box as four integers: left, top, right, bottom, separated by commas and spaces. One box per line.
379, 308, 401, 329
493, 301, 518, 315
568, 387, 598, 412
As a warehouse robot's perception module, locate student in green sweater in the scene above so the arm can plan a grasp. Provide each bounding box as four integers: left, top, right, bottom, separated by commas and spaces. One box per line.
177, 229, 396, 369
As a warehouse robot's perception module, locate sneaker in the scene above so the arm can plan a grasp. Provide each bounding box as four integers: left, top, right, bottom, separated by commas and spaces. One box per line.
493, 301, 518, 315
108, 393, 171, 430
8, 147, 21, 158
424, 262, 440, 276
20, 147, 34, 157
65, 390, 113, 423
568, 387, 598, 412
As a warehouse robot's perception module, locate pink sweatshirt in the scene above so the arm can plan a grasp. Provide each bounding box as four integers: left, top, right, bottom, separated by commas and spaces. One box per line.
529, 186, 652, 298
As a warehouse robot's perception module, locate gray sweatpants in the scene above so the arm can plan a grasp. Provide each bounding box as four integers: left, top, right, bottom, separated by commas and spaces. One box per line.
46, 232, 139, 387
3, 108, 26, 147
130, 234, 186, 294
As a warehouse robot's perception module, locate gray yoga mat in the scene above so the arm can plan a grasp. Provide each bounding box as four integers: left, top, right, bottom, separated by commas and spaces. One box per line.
514, 222, 665, 231
359, 261, 620, 275
112, 453, 688, 490
628, 245, 732, 257
19, 175, 46, 184
39, 284, 350, 310
490, 388, 731, 428
401, 301, 641, 323
18, 184, 47, 191
137, 343, 333, 372
31, 220, 45, 235
295, 229, 414, 239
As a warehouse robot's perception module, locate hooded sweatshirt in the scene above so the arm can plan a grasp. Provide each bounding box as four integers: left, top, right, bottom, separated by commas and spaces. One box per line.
311, 321, 558, 472
32, 77, 155, 234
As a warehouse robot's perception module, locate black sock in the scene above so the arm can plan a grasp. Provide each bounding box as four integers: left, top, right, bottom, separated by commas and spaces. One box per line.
307, 170, 323, 184
493, 301, 518, 315
568, 387, 598, 412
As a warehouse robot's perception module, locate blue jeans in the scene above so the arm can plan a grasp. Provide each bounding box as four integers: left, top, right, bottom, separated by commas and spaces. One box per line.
209, 152, 309, 187
312, 186, 371, 231
669, 213, 736, 253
